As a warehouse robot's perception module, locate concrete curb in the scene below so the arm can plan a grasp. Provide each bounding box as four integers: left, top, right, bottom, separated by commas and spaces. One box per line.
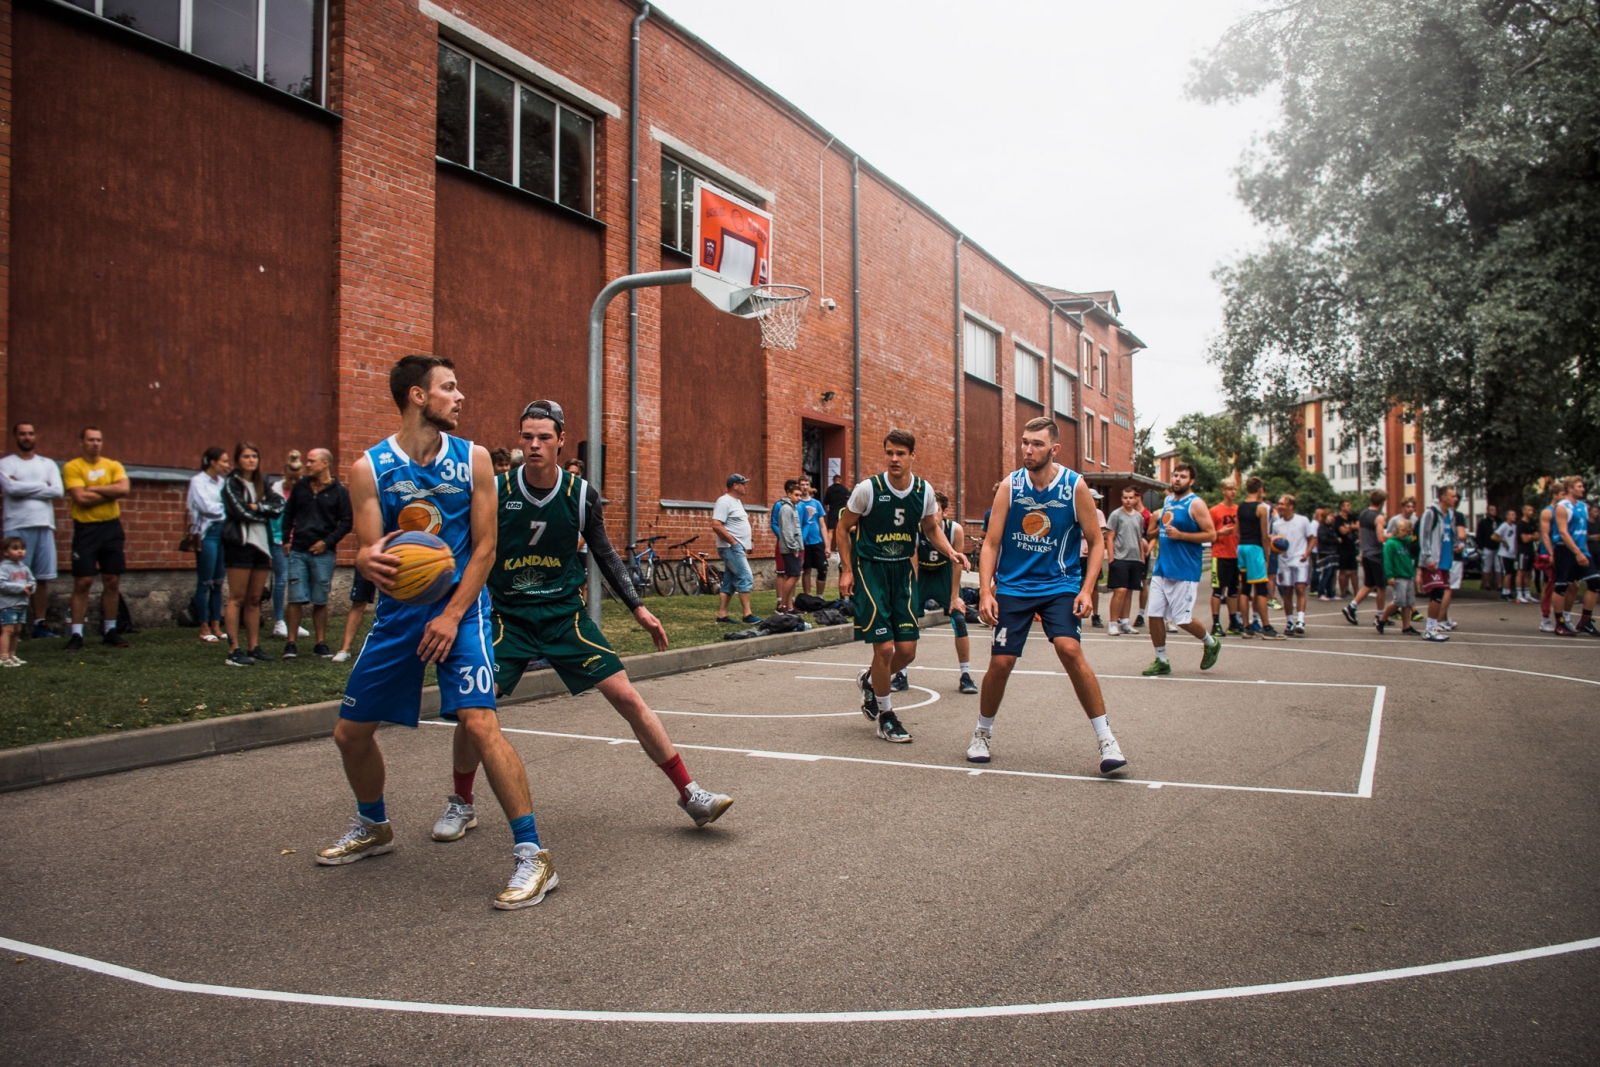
0, 614, 929, 792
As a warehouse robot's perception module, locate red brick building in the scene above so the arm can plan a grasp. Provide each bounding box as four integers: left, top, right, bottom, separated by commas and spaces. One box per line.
0, 0, 1144, 620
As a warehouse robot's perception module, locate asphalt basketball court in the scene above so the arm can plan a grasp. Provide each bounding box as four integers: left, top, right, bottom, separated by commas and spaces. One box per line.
2, 595, 1596, 1064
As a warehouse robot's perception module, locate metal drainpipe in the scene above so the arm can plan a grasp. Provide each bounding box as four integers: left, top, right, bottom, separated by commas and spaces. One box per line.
851, 155, 861, 483
587, 268, 692, 622
953, 234, 963, 520
1047, 303, 1055, 426
626, 3, 651, 552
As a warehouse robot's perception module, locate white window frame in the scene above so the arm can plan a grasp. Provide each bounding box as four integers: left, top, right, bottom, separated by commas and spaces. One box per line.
1404, 442, 1415, 456
1051, 363, 1076, 420
1405, 472, 1416, 485
84, 0, 328, 106
963, 316, 999, 385
1013, 343, 1043, 404
1098, 348, 1109, 397
439, 42, 595, 216
661, 156, 715, 253
1083, 407, 1096, 462
1101, 417, 1111, 467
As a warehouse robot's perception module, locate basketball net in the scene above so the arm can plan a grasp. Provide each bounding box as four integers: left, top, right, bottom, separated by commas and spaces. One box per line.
744, 284, 810, 350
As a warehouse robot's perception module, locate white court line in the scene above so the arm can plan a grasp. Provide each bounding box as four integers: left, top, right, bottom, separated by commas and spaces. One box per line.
794, 678, 941, 711
2, 932, 1594, 1024
654, 709, 858, 719
433, 721, 1379, 799
765, 658, 1381, 688
1228, 644, 1600, 687
1356, 687, 1386, 798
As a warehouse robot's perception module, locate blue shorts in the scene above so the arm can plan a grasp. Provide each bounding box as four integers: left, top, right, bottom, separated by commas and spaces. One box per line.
0, 606, 27, 627
341, 588, 496, 726
990, 591, 1082, 658
1237, 543, 1267, 584
287, 548, 338, 606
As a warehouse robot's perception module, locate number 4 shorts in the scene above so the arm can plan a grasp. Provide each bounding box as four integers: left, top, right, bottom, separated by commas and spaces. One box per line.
340, 588, 496, 726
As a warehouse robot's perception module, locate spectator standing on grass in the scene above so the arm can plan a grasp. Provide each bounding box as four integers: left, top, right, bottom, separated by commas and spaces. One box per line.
1376, 518, 1420, 635
281, 447, 351, 660
186, 446, 232, 644
221, 442, 283, 666
63, 427, 130, 650
0, 422, 64, 638
773, 479, 803, 613
822, 473, 850, 558
332, 573, 375, 664
797, 477, 828, 596
269, 450, 305, 639
0, 535, 37, 666
1342, 489, 1389, 627
712, 473, 760, 625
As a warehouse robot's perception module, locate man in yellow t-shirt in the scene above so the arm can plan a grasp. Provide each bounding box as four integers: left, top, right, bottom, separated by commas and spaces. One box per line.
62, 427, 131, 649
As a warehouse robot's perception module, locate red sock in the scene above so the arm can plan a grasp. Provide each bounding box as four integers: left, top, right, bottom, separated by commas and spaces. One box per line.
453, 769, 476, 804
657, 754, 693, 799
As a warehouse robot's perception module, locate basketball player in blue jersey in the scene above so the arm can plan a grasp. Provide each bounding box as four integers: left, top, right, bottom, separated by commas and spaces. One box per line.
1141, 462, 1222, 675
971, 417, 1126, 773
1552, 475, 1599, 636
315, 355, 555, 911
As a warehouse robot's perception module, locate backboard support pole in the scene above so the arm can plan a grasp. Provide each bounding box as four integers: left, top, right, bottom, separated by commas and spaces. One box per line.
587, 269, 694, 622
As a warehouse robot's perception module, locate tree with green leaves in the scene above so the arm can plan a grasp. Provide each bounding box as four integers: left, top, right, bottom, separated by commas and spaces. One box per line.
1165, 412, 1262, 495
1190, 0, 1600, 511
1133, 420, 1158, 477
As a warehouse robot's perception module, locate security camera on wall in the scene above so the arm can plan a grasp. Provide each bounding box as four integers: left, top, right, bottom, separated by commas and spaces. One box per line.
820, 298, 838, 311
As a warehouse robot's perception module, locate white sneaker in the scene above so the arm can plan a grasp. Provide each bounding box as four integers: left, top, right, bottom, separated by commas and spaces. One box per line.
966, 727, 992, 763
272, 619, 288, 638
1423, 630, 1450, 642
331, 650, 352, 663
430, 795, 477, 841
1097, 734, 1128, 775
298, 625, 311, 637
1106, 621, 1120, 636
678, 784, 734, 827
1, 656, 20, 667
1540, 617, 1555, 632
1440, 619, 1458, 631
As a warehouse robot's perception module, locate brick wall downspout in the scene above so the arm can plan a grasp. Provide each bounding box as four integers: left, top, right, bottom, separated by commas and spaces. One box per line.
953, 234, 964, 519
627, 2, 651, 550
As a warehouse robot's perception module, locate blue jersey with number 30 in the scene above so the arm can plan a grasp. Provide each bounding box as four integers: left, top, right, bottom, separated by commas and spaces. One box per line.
368, 433, 476, 583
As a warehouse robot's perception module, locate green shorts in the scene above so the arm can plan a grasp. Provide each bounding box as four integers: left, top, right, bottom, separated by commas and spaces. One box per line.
917, 566, 954, 613
853, 557, 919, 644
491, 602, 624, 697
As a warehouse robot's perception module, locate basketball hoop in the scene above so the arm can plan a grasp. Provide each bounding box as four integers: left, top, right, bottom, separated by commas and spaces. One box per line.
738, 284, 810, 350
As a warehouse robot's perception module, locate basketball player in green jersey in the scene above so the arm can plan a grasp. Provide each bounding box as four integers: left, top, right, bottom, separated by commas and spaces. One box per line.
916, 490, 977, 695
837, 429, 969, 743
432, 400, 733, 840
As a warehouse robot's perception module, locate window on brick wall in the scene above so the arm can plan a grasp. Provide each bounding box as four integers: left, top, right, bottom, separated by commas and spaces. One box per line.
1098, 349, 1109, 396
73, 0, 327, 103
1307, 453, 1316, 469
661, 157, 711, 254
1084, 408, 1095, 462
1101, 418, 1110, 466
1014, 346, 1043, 403
1081, 337, 1093, 389
1307, 426, 1316, 440
1052, 364, 1076, 419
437, 44, 595, 215
964, 318, 998, 384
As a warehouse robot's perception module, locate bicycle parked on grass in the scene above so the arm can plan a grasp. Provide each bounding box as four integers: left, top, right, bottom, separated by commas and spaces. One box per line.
671, 536, 723, 596
600, 533, 675, 600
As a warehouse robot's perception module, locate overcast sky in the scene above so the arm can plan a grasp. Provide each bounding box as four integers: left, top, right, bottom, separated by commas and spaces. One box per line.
659, 0, 1276, 448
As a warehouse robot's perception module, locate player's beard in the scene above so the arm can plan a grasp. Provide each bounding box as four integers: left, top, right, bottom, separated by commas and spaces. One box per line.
1022, 452, 1052, 473
423, 401, 459, 432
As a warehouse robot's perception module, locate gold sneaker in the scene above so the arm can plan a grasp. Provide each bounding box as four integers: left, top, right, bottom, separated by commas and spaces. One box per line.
495, 844, 558, 910
315, 816, 396, 865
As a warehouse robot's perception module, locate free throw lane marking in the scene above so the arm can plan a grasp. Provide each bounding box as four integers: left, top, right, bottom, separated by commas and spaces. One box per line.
2, 933, 1595, 1024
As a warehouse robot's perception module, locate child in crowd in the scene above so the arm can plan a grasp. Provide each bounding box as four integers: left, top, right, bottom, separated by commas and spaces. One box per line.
1376, 519, 1419, 635
0, 535, 39, 666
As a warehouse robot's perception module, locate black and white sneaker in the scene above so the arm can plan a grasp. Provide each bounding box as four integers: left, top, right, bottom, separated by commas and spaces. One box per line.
282, 642, 298, 658
249, 645, 272, 661
225, 648, 253, 667
314, 642, 333, 658
958, 672, 978, 695
858, 669, 878, 721
877, 711, 911, 743
1341, 602, 1359, 625
890, 670, 909, 692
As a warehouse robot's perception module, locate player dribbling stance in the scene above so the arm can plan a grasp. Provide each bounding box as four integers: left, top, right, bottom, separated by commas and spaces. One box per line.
316, 355, 556, 910
432, 400, 732, 842
836, 429, 969, 742
917, 491, 978, 694
970, 417, 1126, 774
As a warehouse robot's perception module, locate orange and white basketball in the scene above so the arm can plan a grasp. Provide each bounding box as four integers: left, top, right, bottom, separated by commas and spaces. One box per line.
1020, 511, 1051, 537
386, 531, 456, 605
397, 499, 443, 534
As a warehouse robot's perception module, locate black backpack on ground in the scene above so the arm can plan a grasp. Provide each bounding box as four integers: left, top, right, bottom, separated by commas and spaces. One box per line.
758, 612, 805, 634
793, 592, 828, 613
813, 608, 849, 626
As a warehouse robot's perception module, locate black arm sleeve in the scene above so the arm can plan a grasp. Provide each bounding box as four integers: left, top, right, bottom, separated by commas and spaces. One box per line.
584, 485, 643, 612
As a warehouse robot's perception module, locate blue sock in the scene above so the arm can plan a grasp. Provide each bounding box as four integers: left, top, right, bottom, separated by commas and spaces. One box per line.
508, 813, 540, 848
357, 797, 386, 824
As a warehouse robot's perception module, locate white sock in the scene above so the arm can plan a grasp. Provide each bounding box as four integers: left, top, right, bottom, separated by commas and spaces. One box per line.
1155, 645, 1168, 662
977, 714, 995, 732
103, 620, 117, 634
71, 624, 84, 636
959, 661, 970, 674
1120, 618, 1131, 629
1296, 611, 1305, 624
877, 694, 892, 713
1203, 632, 1217, 647
1089, 714, 1111, 740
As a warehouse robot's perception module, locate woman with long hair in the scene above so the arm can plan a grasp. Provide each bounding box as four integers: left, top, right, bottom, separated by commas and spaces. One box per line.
186, 446, 231, 643
221, 442, 284, 667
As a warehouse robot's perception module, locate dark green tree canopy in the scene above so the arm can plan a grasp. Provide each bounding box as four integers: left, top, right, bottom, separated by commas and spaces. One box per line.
1190, 0, 1600, 499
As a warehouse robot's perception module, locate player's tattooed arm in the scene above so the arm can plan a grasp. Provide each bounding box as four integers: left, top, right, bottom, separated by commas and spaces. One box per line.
582, 484, 644, 612
349, 456, 399, 593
